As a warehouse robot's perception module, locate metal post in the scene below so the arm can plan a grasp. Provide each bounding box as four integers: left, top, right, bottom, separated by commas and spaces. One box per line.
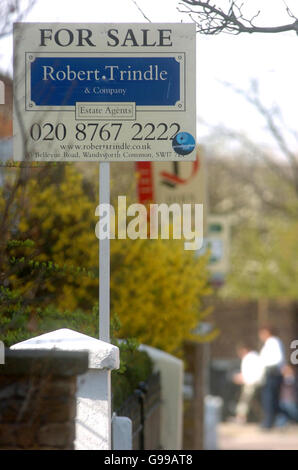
99, 162, 110, 343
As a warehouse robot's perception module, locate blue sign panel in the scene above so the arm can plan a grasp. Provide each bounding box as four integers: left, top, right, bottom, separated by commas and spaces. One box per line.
30, 56, 181, 107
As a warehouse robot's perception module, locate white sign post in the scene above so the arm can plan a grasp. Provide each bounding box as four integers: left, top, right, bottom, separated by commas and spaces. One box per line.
13, 23, 196, 449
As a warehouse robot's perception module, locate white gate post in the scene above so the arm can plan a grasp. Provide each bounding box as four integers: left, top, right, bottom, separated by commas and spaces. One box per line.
11, 328, 119, 450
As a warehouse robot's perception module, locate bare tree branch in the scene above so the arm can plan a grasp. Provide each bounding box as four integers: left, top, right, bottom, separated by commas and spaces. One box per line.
0, 0, 36, 39
214, 127, 295, 186
130, 0, 151, 23
178, 0, 298, 35
282, 0, 296, 20
219, 160, 291, 214
222, 80, 298, 195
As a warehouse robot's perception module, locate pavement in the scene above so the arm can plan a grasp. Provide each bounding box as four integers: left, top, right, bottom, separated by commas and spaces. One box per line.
218, 422, 298, 450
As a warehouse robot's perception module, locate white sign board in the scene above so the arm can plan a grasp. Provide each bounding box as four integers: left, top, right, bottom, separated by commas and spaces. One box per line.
13, 23, 196, 162
197, 215, 231, 283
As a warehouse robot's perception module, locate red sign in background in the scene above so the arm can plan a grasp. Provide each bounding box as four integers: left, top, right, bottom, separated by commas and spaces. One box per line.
135, 161, 155, 204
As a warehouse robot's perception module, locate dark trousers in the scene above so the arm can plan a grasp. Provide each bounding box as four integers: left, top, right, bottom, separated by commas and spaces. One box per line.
261, 373, 283, 429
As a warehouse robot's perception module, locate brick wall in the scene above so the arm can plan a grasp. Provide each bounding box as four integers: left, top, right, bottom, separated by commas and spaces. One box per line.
0, 74, 12, 138
0, 349, 88, 450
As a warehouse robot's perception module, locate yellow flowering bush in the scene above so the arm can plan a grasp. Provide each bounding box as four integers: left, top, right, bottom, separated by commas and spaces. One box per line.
111, 236, 211, 354
17, 164, 98, 311
2, 164, 211, 354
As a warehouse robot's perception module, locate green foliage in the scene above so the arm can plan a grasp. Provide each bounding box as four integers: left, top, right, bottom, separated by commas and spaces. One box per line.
112, 348, 153, 410
0, 285, 31, 346
37, 304, 98, 339
0, 301, 98, 347
110, 312, 153, 409
223, 218, 298, 300
0, 233, 97, 347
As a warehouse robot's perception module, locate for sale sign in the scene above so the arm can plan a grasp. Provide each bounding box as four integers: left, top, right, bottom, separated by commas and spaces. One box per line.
13, 23, 196, 162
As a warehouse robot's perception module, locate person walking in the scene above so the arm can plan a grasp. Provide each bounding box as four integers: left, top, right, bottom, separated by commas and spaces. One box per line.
276, 364, 298, 426
259, 326, 285, 429
233, 342, 264, 424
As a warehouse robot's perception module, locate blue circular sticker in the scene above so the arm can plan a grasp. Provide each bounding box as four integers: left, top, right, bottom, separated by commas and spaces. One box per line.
172, 132, 195, 155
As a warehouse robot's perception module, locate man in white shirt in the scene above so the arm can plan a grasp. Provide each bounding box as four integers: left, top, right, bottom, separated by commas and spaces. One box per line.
259, 326, 285, 429
234, 343, 264, 423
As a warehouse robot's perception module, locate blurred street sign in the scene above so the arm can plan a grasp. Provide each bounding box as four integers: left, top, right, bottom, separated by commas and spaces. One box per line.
136, 161, 155, 205
13, 23, 196, 162
197, 215, 231, 284
152, 147, 205, 203
136, 148, 207, 235
150, 147, 208, 233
